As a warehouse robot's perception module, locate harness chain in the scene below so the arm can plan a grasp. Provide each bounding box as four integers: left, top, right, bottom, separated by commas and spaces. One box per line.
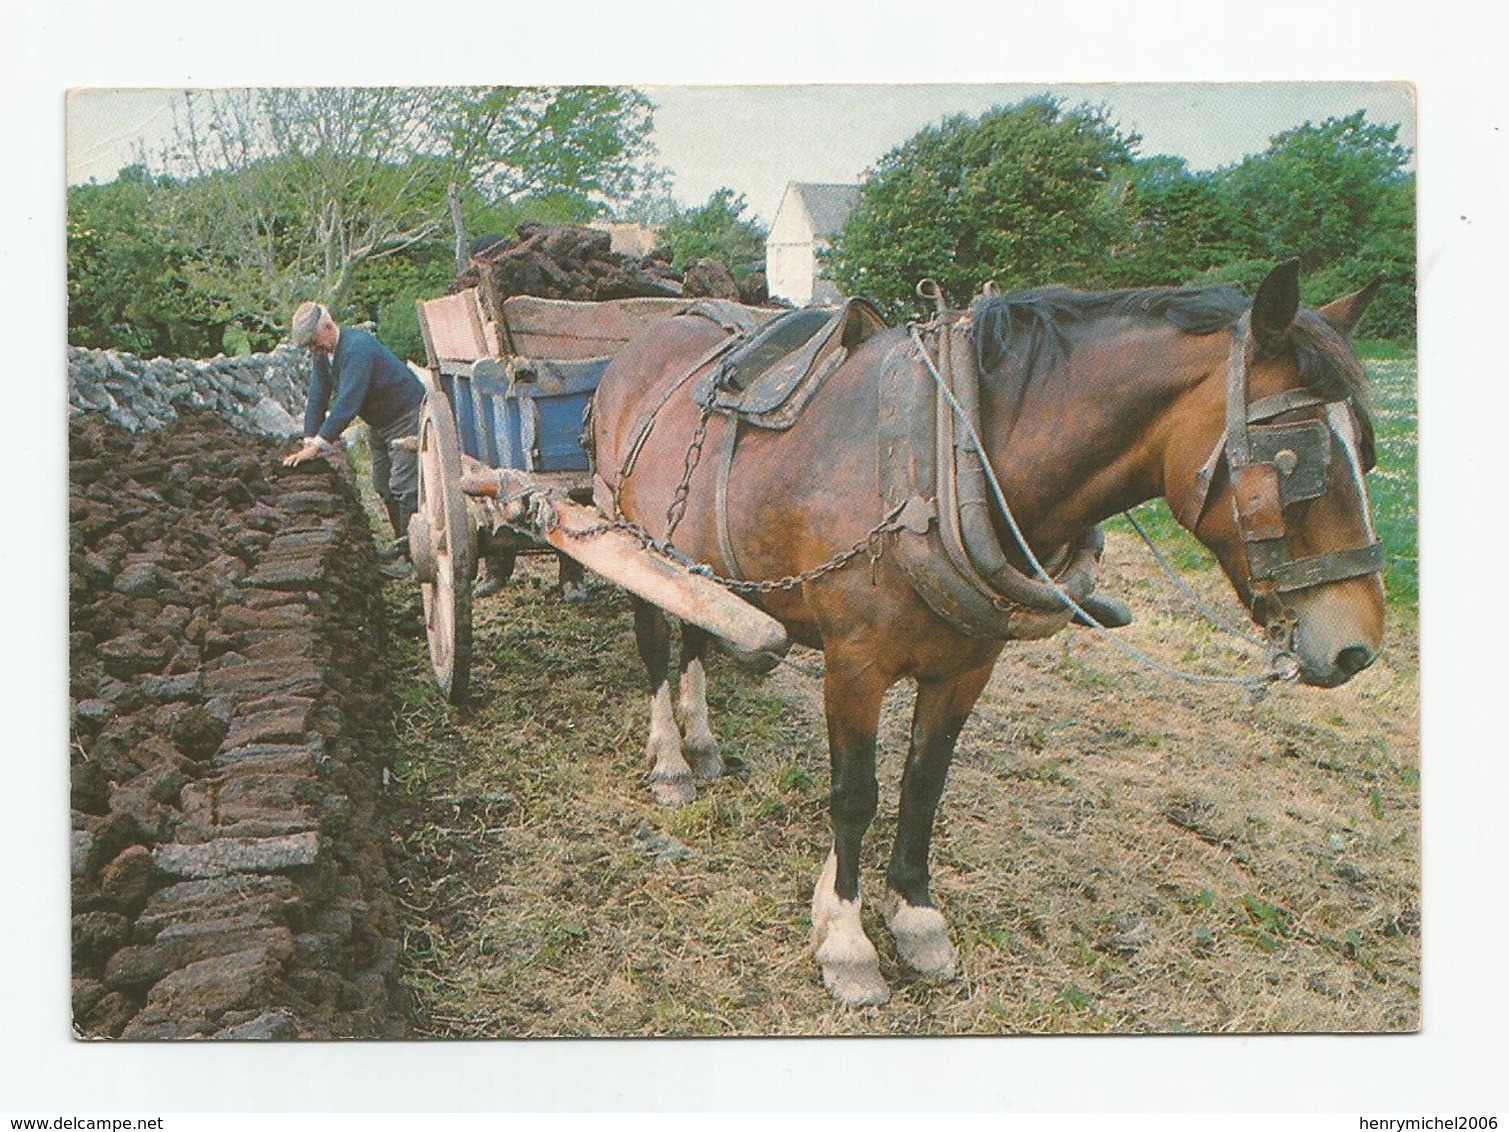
527, 305, 1348, 697
604, 328, 910, 595
543, 504, 908, 596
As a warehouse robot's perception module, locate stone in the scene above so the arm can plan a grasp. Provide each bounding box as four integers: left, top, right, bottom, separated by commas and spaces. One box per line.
166, 705, 229, 759
73, 699, 113, 729
135, 946, 285, 1024
114, 561, 176, 597
137, 875, 299, 937
246, 557, 326, 591
72, 911, 131, 967
71, 828, 94, 877
204, 659, 323, 700
71, 758, 112, 815
218, 702, 314, 750
106, 924, 295, 992
98, 632, 170, 678
153, 832, 322, 878
238, 631, 317, 663
80, 991, 139, 1038
72, 976, 107, 1021
213, 744, 320, 776
140, 672, 204, 702
217, 603, 316, 632
211, 1007, 301, 1040
99, 844, 156, 914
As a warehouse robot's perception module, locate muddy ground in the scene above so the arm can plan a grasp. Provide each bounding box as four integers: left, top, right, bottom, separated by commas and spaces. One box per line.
386, 527, 1419, 1037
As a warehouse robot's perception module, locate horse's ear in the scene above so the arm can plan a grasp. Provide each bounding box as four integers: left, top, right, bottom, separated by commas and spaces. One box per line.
1318, 275, 1386, 336
1252, 259, 1301, 339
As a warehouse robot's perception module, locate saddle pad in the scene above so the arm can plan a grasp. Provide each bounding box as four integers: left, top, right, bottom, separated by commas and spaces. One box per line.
692, 299, 886, 430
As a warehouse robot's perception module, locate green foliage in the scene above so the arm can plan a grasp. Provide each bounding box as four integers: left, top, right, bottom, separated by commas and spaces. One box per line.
1223, 112, 1410, 270
830, 97, 1139, 317
69, 86, 665, 355
1224, 113, 1415, 342
68, 165, 226, 356
1118, 156, 1246, 285
828, 100, 1414, 341
1363, 358, 1419, 608
655, 188, 768, 275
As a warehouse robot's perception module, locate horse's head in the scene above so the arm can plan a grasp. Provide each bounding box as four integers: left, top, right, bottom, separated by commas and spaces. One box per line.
1167, 261, 1387, 688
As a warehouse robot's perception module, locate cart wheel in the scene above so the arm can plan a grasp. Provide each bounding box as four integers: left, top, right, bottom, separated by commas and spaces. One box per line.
411, 384, 476, 705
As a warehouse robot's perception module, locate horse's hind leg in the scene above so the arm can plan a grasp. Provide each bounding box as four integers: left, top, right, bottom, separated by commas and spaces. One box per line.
557, 554, 589, 603
632, 596, 696, 806
882, 663, 995, 979
811, 657, 891, 1006
676, 623, 722, 781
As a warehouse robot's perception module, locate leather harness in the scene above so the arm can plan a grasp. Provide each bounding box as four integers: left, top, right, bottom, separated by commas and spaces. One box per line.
593, 298, 1382, 646
1181, 312, 1384, 614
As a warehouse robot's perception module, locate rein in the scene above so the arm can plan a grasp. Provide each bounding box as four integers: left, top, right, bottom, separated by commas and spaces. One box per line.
908, 319, 1305, 696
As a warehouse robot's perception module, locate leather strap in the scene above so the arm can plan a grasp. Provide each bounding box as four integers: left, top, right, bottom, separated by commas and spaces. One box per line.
714, 411, 745, 580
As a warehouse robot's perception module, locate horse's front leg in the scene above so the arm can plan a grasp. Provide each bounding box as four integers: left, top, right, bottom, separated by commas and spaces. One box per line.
883, 662, 995, 979
675, 623, 722, 781
632, 597, 697, 805
811, 657, 890, 1006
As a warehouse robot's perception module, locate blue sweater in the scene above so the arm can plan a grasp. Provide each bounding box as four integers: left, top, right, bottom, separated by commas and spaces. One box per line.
303, 327, 425, 443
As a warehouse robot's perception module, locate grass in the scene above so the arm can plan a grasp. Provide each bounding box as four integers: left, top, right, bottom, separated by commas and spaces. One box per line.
363, 351, 1419, 1038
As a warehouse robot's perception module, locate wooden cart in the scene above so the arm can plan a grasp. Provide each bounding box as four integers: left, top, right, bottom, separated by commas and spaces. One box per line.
408, 288, 787, 704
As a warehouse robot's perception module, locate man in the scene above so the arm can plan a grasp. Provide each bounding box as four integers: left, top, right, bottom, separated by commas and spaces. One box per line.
283, 302, 425, 576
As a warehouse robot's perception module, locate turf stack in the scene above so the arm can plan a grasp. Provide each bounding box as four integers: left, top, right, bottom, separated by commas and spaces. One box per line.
69, 410, 408, 1039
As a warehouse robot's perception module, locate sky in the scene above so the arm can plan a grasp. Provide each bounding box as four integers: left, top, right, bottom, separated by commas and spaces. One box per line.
66, 82, 1416, 224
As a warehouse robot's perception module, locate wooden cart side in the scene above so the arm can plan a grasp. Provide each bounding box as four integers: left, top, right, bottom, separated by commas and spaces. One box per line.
415, 289, 494, 367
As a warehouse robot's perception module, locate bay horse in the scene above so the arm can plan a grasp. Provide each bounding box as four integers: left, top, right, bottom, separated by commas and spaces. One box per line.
589, 260, 1386, 1006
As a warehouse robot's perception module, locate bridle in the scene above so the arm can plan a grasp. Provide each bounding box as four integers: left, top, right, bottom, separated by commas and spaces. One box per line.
1177, 312, 1385, 651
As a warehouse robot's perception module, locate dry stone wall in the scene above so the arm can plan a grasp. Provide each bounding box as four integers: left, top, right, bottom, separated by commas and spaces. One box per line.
69, 347, 411, 1039
68, 344, 310, 438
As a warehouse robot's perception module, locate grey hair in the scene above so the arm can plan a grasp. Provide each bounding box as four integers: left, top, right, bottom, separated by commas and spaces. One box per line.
289, 302, 329, 347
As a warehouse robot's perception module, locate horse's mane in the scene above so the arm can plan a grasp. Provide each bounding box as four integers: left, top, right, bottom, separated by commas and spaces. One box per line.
970, 285, 1373, 446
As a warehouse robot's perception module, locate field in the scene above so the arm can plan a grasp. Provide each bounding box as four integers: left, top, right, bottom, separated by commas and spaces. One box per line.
382, 358, 1419, 1036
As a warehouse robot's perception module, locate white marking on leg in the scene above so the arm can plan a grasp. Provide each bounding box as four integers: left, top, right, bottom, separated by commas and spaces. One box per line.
810, 849, 890, 1006
882, 890, 958, 979
675, 657, 722, 780
645, 681, 695, 805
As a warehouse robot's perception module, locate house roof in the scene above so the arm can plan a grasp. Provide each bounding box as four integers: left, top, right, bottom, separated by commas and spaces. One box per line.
791, 183, 860, 238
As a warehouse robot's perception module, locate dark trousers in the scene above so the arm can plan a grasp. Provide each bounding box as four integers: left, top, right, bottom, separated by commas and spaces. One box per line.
370, 406, 421, 542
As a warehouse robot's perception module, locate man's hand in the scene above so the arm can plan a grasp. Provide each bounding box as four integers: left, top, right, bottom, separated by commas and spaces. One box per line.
282, 439, 327, 467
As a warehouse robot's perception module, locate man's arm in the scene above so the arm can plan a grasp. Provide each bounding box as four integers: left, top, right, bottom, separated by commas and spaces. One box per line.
315, 338, 376, 443
303, 354, 333, 439
285, 355, 339, 467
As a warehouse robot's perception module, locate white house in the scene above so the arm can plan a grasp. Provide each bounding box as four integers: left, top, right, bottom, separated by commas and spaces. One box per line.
765, 182, 860, 306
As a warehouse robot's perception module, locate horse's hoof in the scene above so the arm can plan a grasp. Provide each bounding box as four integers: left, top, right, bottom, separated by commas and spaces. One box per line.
814, 923, 892, 1006
648, 772, 696, 806
560, 580, 590, 603
883, 892, 958, 979
682, 738, 723, 781
474, 575, 504, 599
819, 960, 892, 1007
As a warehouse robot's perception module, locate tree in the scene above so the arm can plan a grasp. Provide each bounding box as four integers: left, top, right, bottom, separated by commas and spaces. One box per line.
142, 86, 662, 345
828, 97, 1139, 316
654, 188, 768, 274
67, 165, 225, 356
1221, 111, 1412, 270
1118, 155, 1247, 286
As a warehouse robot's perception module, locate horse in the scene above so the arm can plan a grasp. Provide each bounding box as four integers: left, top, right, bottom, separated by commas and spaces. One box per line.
588, 260, 1386, 1006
